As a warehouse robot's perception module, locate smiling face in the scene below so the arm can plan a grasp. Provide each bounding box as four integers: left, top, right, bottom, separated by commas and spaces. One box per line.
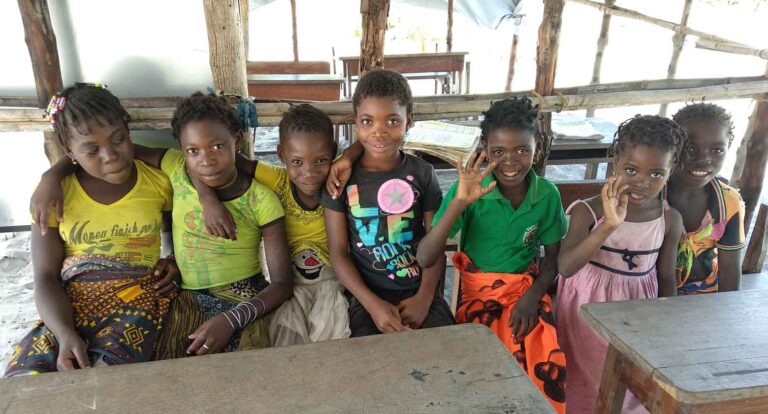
483, 127, 536, 190
67, 120, 134, 184
613, 144, 675, 205
673, 120, 729, 188
278, 131, 335, 198
355, 96, 412, 163
180, 120, 239, 188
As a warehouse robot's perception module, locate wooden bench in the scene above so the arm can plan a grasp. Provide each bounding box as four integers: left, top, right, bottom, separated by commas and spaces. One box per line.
0, 325, 554, 413
583, 290, 768, 413
247, 74, 344, 101
246, 60, 330, 75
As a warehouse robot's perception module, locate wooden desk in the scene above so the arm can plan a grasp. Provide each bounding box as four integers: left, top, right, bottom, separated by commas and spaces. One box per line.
581, 290, 768, 413
0, 324, 554, 413
339, 52, 468, 97
247, 74, 343, 101
548, 136, 613, 179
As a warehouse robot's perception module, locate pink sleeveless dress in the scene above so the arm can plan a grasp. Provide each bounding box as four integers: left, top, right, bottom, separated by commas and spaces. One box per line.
557, 200, 666, 414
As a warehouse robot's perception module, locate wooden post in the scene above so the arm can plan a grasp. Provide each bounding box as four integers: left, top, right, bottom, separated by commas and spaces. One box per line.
240, 0, 249, 59
659, 0, 693, 116
359, 0, 390, 76
734, 96, 768, 227
505, 34, 519, 92
18, 0, 66, 165
742, 203, 767, 274
586, 0, 615, 118
202, 0, 251, 155
534, 0, 565, 175
446, 0, 453, 52
290, 0, 299, 61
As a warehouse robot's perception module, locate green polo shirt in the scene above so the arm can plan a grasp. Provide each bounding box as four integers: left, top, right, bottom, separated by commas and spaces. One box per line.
432, 171, 567, 274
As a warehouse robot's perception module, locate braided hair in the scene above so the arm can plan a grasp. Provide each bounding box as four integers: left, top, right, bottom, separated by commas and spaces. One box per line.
608, 115, 688, 165
480, 96, 539, 142
279, 104, 335, 153
171, 92, 241, 142
48, 83, 130, 151
672, 102, 734, 144
352, 69, 413, 115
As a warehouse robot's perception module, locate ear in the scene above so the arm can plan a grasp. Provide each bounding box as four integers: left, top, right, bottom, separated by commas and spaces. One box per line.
276, 144, 285, 162
405, 112, 415, 131
234, 130, 245, 153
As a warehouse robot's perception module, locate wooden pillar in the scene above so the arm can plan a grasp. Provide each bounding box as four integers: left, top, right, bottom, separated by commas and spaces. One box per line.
659, 0, 693, 117
18, 0, 66, 165
734, 96, 768, 227
743, 203, 767, 274
359, 0, 390, 76
534, 0, 565, 175
446, 0, 453, 52
240, 0, 249, 59
202, 0, 252, 155
586, 0, 615, 118
505, 34, 519, 92
290, 0, 299, 61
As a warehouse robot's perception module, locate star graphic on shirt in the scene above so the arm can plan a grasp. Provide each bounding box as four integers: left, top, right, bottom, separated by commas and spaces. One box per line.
385, 184, 407, 209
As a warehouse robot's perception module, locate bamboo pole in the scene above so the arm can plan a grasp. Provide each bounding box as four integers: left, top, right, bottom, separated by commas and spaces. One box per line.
695, 39, 768, 60
359, 0, 390, 75
569, 0, 743, 46
18, 0, 65, 165
534, 0, 565, 173
659, 0, 693, 117
505, 34, 519, 92
446, 0, 453, 52
586, 0, 615, 117
290, 0, 299, 61
4, 78, 768, 131
202, 0, 251, 155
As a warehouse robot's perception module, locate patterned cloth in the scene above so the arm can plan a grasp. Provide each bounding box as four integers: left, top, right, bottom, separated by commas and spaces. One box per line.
453, 252, 565, 414
154, 275, 271, 359
4, 255, 174, 377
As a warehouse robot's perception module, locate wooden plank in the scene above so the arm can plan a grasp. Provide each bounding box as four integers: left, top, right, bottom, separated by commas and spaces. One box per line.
734, 98, 768, 226
246, 60, 330, 75
581, 291, 768, 397
655, 356, 768, 403
743, 203, 768, 274
341, 53, 467, 77
659, 0, 693, 117
290, 0, 298, 61
17, 0, 62, 108
696, 39, 768, 60
555, 180, 605, 208
586, 0, 615, 117
247, 74, 344, 84
0, 325, 554, 414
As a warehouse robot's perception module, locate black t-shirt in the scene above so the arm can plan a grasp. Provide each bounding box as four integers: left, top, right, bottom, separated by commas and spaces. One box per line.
321, 153, 443, 292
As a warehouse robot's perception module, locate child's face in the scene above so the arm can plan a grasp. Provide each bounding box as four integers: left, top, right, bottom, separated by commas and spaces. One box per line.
278, 131, 335, 198
355, 96, 412, 160
673, 121, 729, 188
484, 128, 536, 188
68, 120, 134, 184
613, 144, 675, 205
180, 120, 238, 188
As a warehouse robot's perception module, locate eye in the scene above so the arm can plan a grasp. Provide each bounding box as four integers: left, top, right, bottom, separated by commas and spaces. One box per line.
650, 171, 665, 179
491, 149, 503, 157
186, 148, 198, 155
112, 135, 125, 144
516, 148, 529, 155
713, 147, 725, 154
291, 159, 303, 166
315, 158, 329, 164
624, 167, 637, 175
86, 148, 99, 156
386, 119, 401, 127
360, 118, 372, 126
687, 145, 696, 153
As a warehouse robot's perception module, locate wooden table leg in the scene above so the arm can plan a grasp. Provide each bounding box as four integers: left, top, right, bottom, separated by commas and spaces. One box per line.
586, 162, 599, 179
595, 344, 627, 414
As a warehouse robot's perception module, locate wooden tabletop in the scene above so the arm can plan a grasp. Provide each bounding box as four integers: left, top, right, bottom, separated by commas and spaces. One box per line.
581, 290, 768, 405
247, 74, 345, 84
339, 52, 468, 61
0, 324, 553, 413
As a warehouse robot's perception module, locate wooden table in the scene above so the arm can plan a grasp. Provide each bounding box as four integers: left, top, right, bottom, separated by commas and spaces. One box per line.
581, 290, 768, 413
548, 136, 613, 179
339, 52, 468, 97
247, 74, 344, 101
0, 324, 554, 413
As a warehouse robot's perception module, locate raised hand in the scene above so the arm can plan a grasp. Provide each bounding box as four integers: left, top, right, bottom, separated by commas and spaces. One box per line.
326, 156, 353, 200
454, 151, 498, 206
601, 175, 629, 229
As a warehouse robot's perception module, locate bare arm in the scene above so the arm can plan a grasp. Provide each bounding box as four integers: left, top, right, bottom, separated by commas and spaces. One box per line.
558, 202, 614, 277
30, 157, 77, 232
417, 198, 465, 267
656, 209, 683, 297
132, 144, 167, 169
252, 219, 294, 308
717, 248, 743, 292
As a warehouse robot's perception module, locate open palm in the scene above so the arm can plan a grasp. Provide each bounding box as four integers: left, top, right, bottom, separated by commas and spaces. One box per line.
455, 151, 497, 205
601, 175, 629, 228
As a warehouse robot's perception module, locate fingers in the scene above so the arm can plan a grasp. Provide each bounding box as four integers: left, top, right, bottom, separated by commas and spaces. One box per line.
204, 222, 219, 238
186, 331, 206, 355
58, 356, 75, 371
472, 150, 486, 172
478, 160, 498, 181
73, 344, 91, 369
55, 200, 64, 223
480, 180, 497, 196
38, 209, 49, 235
222, 219, 237, 241
618, 188, 630, 210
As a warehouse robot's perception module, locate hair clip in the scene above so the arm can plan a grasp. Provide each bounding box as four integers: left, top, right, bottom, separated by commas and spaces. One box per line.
46, 95, 66, 124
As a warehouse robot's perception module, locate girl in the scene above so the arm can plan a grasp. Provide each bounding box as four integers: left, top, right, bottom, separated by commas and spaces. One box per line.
557, 115, 686, 413
196, 104, 352, 346
668, 103, 745, 294
417, 97, 567, 413
6, 83, 178, 376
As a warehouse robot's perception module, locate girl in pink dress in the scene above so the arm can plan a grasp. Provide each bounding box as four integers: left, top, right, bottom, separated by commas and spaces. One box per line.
557, 115, 687, 413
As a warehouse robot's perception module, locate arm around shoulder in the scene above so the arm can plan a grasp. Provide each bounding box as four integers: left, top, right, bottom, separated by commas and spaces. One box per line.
656, 208, 684, 297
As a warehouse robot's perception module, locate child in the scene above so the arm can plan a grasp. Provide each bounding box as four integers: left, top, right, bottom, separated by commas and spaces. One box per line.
417, 97, 567, 413
557, 115, 686, 414
321, 69, 455, 336
30, 92, 295, 358
196, 104, 351, 346
7, 84, 178, 376
668, 103, 745, 294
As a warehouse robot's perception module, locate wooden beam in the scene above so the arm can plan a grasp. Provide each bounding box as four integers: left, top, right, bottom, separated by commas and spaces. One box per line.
446, 0, 454, 52
742, 203, 767, 274
569, 0, 744, 46
240, 0, 249, 59
4, 77, 768, 131
659, 0, 693, 117
734, 96, 768, 226
290, 0, 299, 61
359, 0, 390, 76
586, 0, 615, 118
505, 34, 519, 92
534, 0, 565, 173
202, 0, 251, 154
695, 39, 768, 60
